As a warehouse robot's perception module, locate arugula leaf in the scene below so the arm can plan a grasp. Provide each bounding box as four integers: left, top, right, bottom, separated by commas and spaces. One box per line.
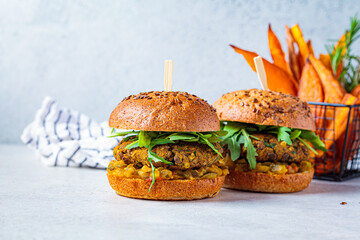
297, 137, 318, 155
278, 127, 292, 145
200, 133, 212, 139
299, 130, 317, 140
245, 127, 257, 132
290, 129, 302, 140
147, 148, 173, 165
139, 131, 151, 147
198, 133, 223, 157
300, 130, 327, 152
181, 136, 200, 142
150, 139, 175, 146
146, 140, 175, 165
241, 129, 257, 169
123, 133, 139, 142
249, 134, 260, 140
147, 158, 156, 192
207, 135, 223, 143
223, 122, 245, 138
168, 134, 196, 141
223, 134, 243, 161
238, 135, 245, 144
125, 140, 140, 150
147, 132, 158, 138
215, 130, 228, 137
108, 130, 139, 138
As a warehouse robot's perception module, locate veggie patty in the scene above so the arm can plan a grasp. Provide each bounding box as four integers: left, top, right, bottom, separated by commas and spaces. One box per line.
114, 140, 223, 170
241, 133, 311, 163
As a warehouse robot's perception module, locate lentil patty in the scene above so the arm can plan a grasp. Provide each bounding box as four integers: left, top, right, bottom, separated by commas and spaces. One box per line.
240, 133, 310, 163
113, 140, 223, 170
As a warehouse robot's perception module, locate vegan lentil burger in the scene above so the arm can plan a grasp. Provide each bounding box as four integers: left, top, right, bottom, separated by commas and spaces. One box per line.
107, 91, 228, 200
213, 89, 326, 193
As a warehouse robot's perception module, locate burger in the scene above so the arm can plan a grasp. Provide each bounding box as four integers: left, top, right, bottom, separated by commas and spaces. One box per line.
107, 91, 228, 200
213, 89, 326, 193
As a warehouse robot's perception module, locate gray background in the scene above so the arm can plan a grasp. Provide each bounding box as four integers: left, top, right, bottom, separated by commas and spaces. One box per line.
1, 0, 359, 144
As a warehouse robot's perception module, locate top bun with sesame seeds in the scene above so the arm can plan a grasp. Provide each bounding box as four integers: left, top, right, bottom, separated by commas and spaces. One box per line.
109, 91, 220, 132
213, 89, 316, 131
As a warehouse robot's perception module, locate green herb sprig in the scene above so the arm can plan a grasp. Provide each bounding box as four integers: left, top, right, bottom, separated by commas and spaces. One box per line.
221, 122, 326, 169
109, 129, 225, 191
326, 15, 360, 92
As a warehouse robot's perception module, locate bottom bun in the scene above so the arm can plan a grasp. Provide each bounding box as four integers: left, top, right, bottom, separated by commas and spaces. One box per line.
223, 169, 314, 193
107, 174, 225, 200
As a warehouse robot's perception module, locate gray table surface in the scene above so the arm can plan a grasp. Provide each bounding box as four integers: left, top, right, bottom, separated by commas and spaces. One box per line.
1, 144, 359, 240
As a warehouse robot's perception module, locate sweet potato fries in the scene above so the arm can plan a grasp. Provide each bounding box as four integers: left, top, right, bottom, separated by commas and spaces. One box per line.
230, 18, 360, 175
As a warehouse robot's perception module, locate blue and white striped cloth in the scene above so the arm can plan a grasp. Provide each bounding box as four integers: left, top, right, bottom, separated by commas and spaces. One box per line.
21, 97, 120, 168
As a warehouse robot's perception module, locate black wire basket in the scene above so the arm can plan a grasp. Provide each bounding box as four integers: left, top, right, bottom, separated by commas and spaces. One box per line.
308, 102, 360, 181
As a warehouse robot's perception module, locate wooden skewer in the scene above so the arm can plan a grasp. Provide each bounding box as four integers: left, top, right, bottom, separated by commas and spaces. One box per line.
164, 61, 168, 91
164, 60, 173, 91
254, 56, 269, 91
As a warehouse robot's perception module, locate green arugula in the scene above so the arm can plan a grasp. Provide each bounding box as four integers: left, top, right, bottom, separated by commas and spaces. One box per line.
278, 127, 292, 145
147, 158, 156, 192
109, 129, 224, 191
299, 130, 327, 153
241, 129, 258, 169
221, 122, 326, 169
221, 123, 259, 169
290, 129, 302, 139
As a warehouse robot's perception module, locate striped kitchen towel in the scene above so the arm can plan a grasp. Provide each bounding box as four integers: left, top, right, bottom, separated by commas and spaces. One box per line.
20, 97, 120, 168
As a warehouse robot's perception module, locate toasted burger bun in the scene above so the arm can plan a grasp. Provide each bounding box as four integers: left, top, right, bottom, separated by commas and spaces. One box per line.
224, 169, 314, 193
109, 91, 219, 132
107, 174, 225, 200
213, 89, 316, 131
